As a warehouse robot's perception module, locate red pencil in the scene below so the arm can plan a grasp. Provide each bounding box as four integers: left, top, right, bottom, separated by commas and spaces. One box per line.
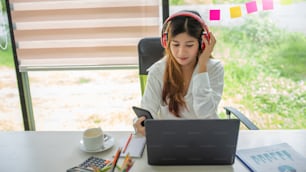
111, 147, 122, 172
123, 133, 133, 153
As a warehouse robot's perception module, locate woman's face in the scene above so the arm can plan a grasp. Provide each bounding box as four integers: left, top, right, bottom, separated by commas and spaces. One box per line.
170, 32, 199, 67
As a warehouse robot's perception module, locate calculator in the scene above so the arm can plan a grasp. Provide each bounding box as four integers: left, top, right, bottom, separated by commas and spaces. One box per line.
67, 156, 108, 172
67, 167, 93, 172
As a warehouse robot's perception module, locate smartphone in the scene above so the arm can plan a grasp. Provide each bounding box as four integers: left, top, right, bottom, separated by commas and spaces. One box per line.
132, 106, 153, 126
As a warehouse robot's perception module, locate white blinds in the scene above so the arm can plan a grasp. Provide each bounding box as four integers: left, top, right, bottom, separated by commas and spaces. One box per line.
9, 0, 161, 71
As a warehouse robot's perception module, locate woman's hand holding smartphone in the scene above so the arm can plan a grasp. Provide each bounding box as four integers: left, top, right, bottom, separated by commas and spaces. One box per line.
132, 106, 153, 126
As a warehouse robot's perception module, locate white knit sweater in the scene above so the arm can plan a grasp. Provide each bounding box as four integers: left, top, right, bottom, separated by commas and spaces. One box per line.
141, 57, 224, 119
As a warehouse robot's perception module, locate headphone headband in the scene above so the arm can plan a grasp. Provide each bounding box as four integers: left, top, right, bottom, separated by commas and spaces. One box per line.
161, 11, 210, 49
163, 12, 206, 30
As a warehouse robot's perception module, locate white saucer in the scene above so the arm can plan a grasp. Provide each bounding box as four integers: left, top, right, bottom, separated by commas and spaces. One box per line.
79, 134, 115, 153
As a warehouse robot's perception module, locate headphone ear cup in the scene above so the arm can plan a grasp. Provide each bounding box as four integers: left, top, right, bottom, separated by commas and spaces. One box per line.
161, 33, 168, 48
203, 33, 210, 42
201, 41, 205, 50
201, 33, 210, 50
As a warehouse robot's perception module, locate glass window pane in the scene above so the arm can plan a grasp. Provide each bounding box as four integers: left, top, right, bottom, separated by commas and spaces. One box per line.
169, 0, 306, 129
0, 0, 23, 131
28, 70, 140, 131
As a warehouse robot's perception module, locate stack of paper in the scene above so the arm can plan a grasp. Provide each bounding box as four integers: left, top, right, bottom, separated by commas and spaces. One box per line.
236, 143, 306, 172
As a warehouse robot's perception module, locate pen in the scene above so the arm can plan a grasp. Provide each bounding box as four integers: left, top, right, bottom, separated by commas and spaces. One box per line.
123, 133, 133, 154
111, 147, 122, 172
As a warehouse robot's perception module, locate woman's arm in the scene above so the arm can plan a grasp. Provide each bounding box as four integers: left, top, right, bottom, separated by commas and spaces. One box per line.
140, 70, 163, 118
192, 60, 224, 118
133, 62, 164, 136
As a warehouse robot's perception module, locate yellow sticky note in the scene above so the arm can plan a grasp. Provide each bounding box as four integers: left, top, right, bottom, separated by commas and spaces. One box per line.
230, 6, 242, 18
280, 0, 292, 5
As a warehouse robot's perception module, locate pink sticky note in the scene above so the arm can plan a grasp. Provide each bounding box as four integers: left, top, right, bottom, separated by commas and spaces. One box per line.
262, 0, 274, 10
246, 1, 258, 14
209, 9, 220, 21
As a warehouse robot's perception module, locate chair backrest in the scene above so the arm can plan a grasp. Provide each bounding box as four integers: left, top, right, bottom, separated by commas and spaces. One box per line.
137, 37, 164, 95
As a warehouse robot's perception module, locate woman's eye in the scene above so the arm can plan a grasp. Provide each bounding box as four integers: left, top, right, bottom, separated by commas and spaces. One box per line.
172, 44, 179, 47
186, 44, 194, 47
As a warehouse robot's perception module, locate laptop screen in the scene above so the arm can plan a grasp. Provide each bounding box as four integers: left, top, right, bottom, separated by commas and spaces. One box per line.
145, 119, 240, 165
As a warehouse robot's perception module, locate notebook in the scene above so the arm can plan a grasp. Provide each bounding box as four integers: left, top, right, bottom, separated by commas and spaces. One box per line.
119, 134, 146, 158
145, 119, 240, 165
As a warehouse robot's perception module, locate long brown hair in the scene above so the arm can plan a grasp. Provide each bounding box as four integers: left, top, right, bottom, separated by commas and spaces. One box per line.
162, 11, 204, 117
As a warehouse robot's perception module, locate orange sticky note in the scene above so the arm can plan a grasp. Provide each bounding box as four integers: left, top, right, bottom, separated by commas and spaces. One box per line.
230, 6, 242, 18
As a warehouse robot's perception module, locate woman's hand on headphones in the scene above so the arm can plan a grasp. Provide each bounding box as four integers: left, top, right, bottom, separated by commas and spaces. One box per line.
198, 32, 216, 73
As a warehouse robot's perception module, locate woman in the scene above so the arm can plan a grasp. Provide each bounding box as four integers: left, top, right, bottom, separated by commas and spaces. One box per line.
134, 10, 224, 136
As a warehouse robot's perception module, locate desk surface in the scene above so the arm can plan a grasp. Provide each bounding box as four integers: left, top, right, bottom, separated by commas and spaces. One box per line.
0, 130, 305, 172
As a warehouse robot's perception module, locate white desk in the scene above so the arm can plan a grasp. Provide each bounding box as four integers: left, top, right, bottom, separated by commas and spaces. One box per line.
0, 130, 305, 172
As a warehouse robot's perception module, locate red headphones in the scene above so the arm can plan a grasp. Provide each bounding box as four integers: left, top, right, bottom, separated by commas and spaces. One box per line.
161, 11, 210, 50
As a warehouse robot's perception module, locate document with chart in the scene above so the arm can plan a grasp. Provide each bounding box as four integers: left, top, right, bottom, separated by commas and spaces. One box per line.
236, 143, 306, 172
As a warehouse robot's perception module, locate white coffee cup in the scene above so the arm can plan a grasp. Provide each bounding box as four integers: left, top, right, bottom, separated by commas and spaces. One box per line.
82, 127, 104, 151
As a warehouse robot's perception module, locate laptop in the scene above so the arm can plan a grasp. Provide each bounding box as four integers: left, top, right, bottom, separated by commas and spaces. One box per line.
145, 119, 240, 165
